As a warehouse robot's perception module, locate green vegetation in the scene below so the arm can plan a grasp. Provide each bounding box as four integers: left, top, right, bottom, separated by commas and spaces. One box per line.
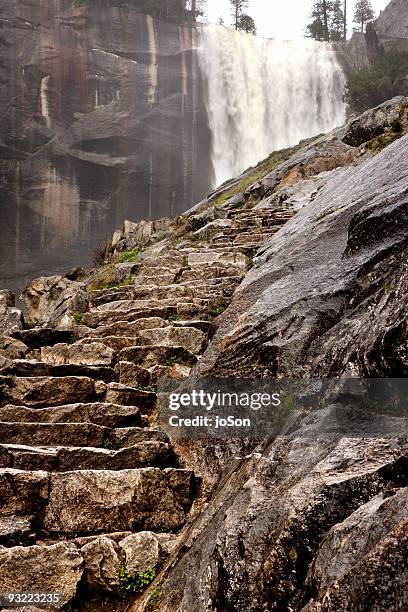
353, 0, 375, 33
306, 0, 347, 42
140, 384, 158, 393
86, 265, 135, 291
165, 356, 178, 367
211, 168, 267, 209
345, 50, 408, 113
119, 564, 156, 594
87, 266, 118, 291
117, 247, 141, 263
169, 314, 181, 321
207, 137, 321, 214
210, 306, 225, 317
101, 434, 114, 450
72, 311, 83, 325
148, 583, 162, 608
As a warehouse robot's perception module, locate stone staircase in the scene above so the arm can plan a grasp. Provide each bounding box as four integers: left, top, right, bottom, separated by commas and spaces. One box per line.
0, 205, 295, 608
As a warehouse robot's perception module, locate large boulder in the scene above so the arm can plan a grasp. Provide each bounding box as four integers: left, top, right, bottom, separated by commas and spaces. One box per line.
42, 468, 195, 535
20, 276, 89, 329
119, 531, 160, 575
81, 536, 120, 592
0, 543, 83, 608
342, 96, 408, 147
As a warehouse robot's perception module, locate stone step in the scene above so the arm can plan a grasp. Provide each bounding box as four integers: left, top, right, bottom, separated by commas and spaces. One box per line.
180, 277, 241, 296
136, 326, 207, 354
77, 335, 144, 353
0, 422, 118, 448
117, 345, 198, 368
233, 232, 277, 245
0, 403, 141, 428
110, 427, 169, 446
133, 272, 179, 286
0, 529, 179, 601
0, 467, 196, 535
0, 376, 98, 408
115, 362, 151, 388
0, 441, 175, 472
40, 342, 115, 367
79, 334, 140, 354
87, 285, 135, 307
83, 317, 168, 339
82, 305, 177, 328
141, 254, 186, 269
186, 251, 249, 269
180, 266, 245, 283
148, 363, 191, 384
128, 284, 194, 302
0, 360, 116, 382
173, 319, 212, 334
11, 329, 75, 349
104, 384, 156, 414
95, 297, 203, 313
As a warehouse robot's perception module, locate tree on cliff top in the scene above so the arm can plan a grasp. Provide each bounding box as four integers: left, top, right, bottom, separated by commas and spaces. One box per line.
354, 0, 375, 32
229, 0, 257, 34
306, 0, 347, 42
186, 0, 207, 22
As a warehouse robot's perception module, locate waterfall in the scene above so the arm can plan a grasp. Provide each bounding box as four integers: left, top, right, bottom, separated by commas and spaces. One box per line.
40, 75, 51, 128
199, 25, 346, 187
146, 14, 158, 106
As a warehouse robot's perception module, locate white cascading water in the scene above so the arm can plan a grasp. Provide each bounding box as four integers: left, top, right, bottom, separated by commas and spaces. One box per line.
199, 25, 347, 186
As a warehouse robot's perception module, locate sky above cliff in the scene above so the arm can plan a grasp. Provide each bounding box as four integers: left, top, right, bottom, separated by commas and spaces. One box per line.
207, 0, 390, 40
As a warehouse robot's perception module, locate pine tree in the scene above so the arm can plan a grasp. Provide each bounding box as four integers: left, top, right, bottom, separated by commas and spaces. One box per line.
306, 0, 331, 42
238, 14, 256, 35
330, 0, 345, 41
306, 0, 349, 42
230, 0, 249, 31
354, 0, 375, 32
343, 0, 347, 40
186, 0, 207, 22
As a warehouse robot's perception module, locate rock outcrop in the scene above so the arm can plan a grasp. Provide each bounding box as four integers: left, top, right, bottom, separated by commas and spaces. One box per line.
376, 0, 408, 40
336, 0, 408, 76
0, 0, 211, 295
0, 97, 407, 610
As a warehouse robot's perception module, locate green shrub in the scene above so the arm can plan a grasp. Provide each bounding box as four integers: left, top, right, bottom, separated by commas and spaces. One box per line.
117, 247, 141, 263
72, 311, 83, 325
210, 306, 225, 317
87, 266, 118, 291
345, 50, 408, 113
119, 564, 156, 594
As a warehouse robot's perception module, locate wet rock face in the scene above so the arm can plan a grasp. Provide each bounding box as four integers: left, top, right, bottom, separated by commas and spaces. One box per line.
196, 132, 408, 379
0, 0, 211, 295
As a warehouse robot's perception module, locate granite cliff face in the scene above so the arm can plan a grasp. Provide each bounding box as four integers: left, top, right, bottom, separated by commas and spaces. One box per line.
376, 0, 408, 40
0, 0, 211, 295
336, 0, 408, 74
